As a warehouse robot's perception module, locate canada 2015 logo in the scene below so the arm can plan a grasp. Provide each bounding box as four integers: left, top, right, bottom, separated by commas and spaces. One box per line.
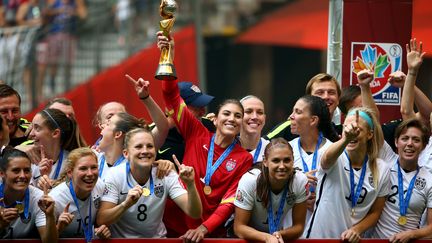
351, 42, 402, 105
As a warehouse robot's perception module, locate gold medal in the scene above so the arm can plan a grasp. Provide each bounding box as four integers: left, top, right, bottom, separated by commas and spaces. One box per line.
142, 188, 150, 197
15, 204, 24, 214
351, 208, 355, 217
203, 186, 212, 195
398, 215, 407, 225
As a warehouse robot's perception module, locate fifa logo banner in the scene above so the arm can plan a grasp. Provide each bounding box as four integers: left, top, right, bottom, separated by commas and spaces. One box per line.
350, 42, 403, 105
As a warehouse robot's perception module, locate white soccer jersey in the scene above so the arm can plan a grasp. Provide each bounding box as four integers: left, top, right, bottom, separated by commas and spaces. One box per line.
234, 168, 307, 233
378, 141, 398, 164
370, 161, 432, 238
250, 138, 270, 164
1, 186, 46, 239
304, 156, 390, 238
95, 151, 128, 180
419, 136, 432, 171
101, 163, 187, 238
32, 150, 70, 184
288, 137, 332, 225
49, 180, 105, 238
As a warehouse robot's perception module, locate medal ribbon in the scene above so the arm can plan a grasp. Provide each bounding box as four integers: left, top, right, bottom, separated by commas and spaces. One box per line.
397, 159, 419, 217
253, 139, 263, 163
345, 151, 368, 211
298, 133, 323, 193
99, 154, 125, 177
0, 184, 30, 219
69, 180, 92, 243
126, 162, 154, 195
205, 134, 236, 186
53, 149, 64, 179
267, 184, 289, 234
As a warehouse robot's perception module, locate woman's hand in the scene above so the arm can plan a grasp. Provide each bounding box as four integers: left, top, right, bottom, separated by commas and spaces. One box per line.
57, 202, 74, 232
95, 224, 111, 239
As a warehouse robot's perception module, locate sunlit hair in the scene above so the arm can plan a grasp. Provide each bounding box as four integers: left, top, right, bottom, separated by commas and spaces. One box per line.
394, 118, 430, 148
0, 148, 30, 173
38, 108, 86, 150
124, 127, 154, 150
93, 101, 126, 127
53, 147, 97, 187
215, 99, 244, 116
345, 107, 383, 187
298, 95, 339, 142
305, 73, 341, 97
256, 138, 294, 208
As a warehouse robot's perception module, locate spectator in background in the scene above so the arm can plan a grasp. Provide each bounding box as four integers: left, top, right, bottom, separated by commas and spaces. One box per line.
113, 0, 132, 46
35, 0, 87, 104
1, 0, 25, 27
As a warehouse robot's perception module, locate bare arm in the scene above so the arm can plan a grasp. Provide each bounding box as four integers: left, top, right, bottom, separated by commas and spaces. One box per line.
351, 196, 386, 234
126, 74, 169, 150
390, 208, 432, 242
96, 186, 142, 226
357, 69, 380, 121
280, 201, 307, 240
234, 207, 280, 243
75, 0, 87, 19
171, 156, 202, 219
401, 39, 425, 121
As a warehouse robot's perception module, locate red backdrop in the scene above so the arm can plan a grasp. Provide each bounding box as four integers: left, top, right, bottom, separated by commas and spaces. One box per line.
24, 26, 198, 144
342, 0, 412, 123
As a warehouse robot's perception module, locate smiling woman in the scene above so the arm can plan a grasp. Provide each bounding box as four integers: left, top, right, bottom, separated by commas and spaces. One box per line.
0, 149, 57, 242
49, 147, 110, 241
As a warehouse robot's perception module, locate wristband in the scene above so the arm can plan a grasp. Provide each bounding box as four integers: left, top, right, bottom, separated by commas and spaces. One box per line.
140, 94, 150, 100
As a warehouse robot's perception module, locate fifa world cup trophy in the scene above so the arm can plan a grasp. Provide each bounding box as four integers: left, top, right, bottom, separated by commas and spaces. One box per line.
155, 0, 177, 80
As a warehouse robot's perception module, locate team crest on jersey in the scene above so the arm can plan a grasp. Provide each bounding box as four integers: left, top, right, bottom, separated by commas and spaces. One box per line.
104, 183, 115, 195
94, 197, 101, 209
236, 190, 244, 203
368, 175, 374, 187
225, 159, 237, 172
415, 177, 426, 191
285, 192, 296, 206
154, 184, 165, 198
20, 212, 32, 224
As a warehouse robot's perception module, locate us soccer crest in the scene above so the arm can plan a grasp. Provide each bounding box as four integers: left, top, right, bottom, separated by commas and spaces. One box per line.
236, 190, 244, 203
415, 177, 426, 191
285, 192, 296, 206
368, 175, 374, 187
351, 42, 402, 105
154, 184, 165, 198
225, 159, 237, 172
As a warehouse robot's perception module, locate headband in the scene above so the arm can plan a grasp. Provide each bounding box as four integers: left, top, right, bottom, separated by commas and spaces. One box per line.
42, 110, 61, 131
347, 110, 374, 130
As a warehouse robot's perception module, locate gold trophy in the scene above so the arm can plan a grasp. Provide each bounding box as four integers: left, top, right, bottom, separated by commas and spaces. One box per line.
155, 0, 178, 81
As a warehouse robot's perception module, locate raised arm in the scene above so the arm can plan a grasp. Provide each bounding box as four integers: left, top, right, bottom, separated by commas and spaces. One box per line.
127, 74, 169, 150
357, 69, 380, 121
171, 155, 202, 219
37, 185, 58, 243
321, 112, 360, 170
401, 39, 426, 121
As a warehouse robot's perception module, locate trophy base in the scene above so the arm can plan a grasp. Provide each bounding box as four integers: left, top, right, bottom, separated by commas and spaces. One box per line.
155, 63, 177, 81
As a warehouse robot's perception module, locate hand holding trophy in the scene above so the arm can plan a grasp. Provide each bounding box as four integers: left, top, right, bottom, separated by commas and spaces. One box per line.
155, 0, 178, 81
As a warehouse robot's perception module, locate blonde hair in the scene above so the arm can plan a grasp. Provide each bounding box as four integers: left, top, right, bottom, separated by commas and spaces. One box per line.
52, 147, 98, 187
346, 107, 383, 188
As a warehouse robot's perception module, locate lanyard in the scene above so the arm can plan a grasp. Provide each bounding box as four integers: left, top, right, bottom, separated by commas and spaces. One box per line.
0, 184, 30, 219
205, 134, 236, 186
345, 151, 368, 211
397, 160, 419, 217
267, 184, 289, 234
253, 139, 263, 163
68, 181, 92, 243
98, 154, 125, 177
298, 133, 323, 173
126, 162, 154, 195
53, 150, 64, 179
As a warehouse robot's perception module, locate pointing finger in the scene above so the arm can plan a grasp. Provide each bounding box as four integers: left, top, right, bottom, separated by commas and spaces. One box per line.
125, 74, 137, 84
43, 182, 48, 196
172, 154, 182, 169
356, 110, 359, 124
64, 202, 70, 213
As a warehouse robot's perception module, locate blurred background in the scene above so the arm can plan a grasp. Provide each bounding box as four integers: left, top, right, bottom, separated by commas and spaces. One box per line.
1, 0, 431, 143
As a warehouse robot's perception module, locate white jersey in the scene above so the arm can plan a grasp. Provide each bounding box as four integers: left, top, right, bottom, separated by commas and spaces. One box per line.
101, 163, 186, 238
32, 150, 70, 184
1, 186, 46, 239
304, 155, 390, 238
250, 138, 270, 164
419, 136, 432, 171
378, 141, 398, 164
49, 180, 105, 238
370, 161, 432, 238
234, 168, 307, 233
95, 151, 128, 180
289, 137, 332, 225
